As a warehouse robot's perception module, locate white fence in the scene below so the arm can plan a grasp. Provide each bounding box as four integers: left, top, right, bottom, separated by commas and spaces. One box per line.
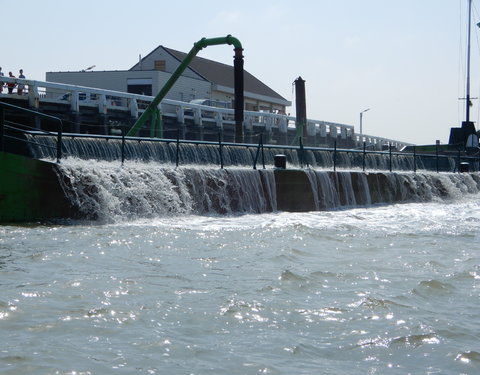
0, 76, 411, 149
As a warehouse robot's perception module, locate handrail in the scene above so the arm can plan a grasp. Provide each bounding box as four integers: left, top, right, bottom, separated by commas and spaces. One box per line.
0, 76, 412, 149
0, 101, 63, 162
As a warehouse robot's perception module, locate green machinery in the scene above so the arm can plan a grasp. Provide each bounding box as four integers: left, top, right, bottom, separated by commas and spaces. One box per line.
127, 35, 244, 142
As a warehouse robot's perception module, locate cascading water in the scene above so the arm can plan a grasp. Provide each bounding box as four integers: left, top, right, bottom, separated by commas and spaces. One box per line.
53, 157, 480, 222
55, 159, 277, 222
26, 134, 459, 171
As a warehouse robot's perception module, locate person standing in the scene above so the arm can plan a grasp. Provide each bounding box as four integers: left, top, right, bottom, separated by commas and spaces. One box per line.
17, 69, 25, 95
7, 71, 15, 94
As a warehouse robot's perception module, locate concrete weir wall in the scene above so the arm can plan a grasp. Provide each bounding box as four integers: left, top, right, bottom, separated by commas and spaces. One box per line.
274, 170, 317, 212
2, 151, 479, 223
0, 152, 72, 223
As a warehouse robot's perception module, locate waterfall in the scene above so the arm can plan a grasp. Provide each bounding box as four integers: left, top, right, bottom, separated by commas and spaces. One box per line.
55, 159, 277, 222
26, 134, 460, 172
53, 157, 480, 222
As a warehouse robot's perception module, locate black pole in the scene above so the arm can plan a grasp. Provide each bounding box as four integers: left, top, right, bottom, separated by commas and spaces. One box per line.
457, 149, 461, 173
413, 146, 416, 173
294, 77, 307, 140
176, 129, 180, 168
362, 141, 366, 171
389, 143, 392, 172
218, 132, 224, 169
234, 47, 244, 143
56, 120, 63, 163
261, 139, 265, 169
121, 127, 126, 166
333, 141, 337, 172
435, 144, 439, 173
466, 0, 472, 124
253, 134, 262, 170
299, 136, 304, 168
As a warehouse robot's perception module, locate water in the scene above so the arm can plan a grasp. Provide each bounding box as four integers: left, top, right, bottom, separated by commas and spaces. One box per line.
2, 183, 480, 374
27, 134, 460, 172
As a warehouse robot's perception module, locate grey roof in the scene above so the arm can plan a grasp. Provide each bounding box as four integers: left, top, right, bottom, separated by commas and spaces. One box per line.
133, 46, 288, 102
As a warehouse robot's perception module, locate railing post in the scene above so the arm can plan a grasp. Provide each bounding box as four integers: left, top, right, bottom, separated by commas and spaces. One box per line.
0, 105, 4, 152
261, 137, 265, 169
436, 143, 439, 173
389, 143, 392, 172
299, 136, 304, 168
413, 145, 416, 173
333, 140, 337, 172
457, 149, 461, 173
218, 131, 224, 169
176, 129, 180, 168
253, 133, 262, 170
121, 127, 126, 166
362, 141, 366, 171
56, 120, 63, 163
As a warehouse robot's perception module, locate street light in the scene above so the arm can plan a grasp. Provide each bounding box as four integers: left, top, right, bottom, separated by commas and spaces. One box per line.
359, 108, 370, 135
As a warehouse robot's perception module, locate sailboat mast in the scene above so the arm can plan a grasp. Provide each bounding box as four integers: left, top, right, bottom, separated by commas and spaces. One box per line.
466, 0, 472, 123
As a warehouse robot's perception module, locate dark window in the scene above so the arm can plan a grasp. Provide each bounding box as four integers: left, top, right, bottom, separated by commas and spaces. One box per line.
128, 84, 152, 96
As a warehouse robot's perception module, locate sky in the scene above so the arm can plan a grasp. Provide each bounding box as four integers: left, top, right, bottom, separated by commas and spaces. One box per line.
2, 0, 480, 144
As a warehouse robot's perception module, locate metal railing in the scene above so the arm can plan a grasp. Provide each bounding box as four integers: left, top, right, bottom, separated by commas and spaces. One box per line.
3, 99, 478, 173
0, 101, 63, 162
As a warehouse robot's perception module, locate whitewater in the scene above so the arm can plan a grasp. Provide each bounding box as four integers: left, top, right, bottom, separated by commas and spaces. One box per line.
2, 157, 480, 374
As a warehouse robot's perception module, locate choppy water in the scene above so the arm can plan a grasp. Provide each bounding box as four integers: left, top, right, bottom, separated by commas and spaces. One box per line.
2, 197, 480, 374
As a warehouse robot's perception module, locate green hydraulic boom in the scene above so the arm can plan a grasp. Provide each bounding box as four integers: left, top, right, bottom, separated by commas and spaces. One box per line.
127, 35, 244, 142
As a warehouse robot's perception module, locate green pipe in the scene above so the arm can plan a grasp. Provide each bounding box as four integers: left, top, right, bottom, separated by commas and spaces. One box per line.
127, 35, 243, 137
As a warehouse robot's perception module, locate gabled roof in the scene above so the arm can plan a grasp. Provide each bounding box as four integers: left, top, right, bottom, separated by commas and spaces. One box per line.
131, 45, 288, 102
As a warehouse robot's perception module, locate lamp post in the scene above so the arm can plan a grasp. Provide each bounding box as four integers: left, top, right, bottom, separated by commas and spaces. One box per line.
359, 108, 370, 135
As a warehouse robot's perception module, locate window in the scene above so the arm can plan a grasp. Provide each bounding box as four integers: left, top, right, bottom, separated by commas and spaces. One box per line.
154, 60, 166, 71
127, 78, 152, 96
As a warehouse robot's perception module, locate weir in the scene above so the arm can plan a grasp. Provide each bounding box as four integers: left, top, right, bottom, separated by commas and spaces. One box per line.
51, 158, 480, 223
24, 133, 461, 172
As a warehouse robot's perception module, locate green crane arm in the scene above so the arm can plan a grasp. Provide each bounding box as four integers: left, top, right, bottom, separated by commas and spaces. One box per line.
126, 35, 243, 137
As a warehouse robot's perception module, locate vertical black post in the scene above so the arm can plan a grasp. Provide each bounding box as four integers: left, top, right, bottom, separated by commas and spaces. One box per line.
389, 143, 392, 172
218, 132, 224, 169
121, 127, 126, 166
294, 77, 307, 142
261, 139, 265, 169
333, 141, 337, 172
176, 129, 180, 168
253, 134, 261, 170
56, 120, 63, 163
0, 105, 4, 152
362, 141, 366, 171
435, 143, 439, 173
413, 146, 416, 173
234, 47, 244, 144
299, 136, 304, 168
457, 149, 461, 173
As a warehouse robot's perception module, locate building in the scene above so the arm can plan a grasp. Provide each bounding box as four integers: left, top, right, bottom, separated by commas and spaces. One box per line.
46, 45, 291, 113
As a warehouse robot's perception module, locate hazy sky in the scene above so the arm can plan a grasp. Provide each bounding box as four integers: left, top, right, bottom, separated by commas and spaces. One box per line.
2, 0, 479, 144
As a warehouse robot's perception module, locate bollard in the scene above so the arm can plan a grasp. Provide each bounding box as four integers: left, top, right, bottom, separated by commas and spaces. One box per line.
459, 162, 470, 173
274, 154, 287, 169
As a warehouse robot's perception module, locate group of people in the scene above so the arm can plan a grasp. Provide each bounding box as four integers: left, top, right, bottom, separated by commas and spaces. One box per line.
0, 68, 26, 95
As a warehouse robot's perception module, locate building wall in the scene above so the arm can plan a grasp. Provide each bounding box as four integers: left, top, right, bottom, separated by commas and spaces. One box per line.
46, 69, 288, 113
46, 70, 211, 103
130, 47, 202, 80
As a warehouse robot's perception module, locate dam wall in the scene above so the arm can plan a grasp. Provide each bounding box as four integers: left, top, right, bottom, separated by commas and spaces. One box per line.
54, 158, 480, 223
2, 149, 479, 223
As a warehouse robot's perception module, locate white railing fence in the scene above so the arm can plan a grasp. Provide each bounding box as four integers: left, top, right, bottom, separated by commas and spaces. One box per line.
0, 76, 411, 149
